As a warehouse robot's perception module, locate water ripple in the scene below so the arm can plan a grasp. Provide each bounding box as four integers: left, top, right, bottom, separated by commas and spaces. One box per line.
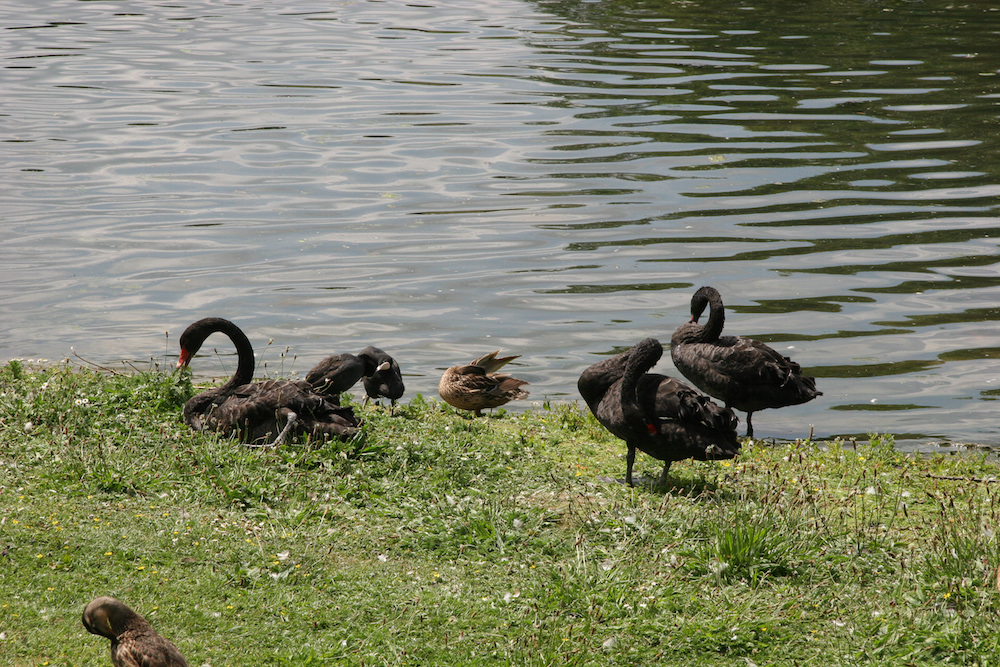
3, 0, 1000, 447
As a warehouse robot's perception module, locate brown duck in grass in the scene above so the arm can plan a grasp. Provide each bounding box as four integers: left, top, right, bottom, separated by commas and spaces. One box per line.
176, 317, 360, 446
438, 350, 529, 416
83, 596, 189, 667
670, 286, 821, 438
579, 337, 740, 486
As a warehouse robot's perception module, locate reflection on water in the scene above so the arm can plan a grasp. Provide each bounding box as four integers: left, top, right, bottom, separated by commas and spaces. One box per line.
3, 0, 1000, 449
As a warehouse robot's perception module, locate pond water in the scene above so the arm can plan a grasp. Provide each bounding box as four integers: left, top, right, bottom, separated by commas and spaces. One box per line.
4, 0, 1000, 449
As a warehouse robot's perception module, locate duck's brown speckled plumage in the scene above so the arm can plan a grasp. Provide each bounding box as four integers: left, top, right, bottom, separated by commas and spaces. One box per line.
177, 318, 360, 445
438, 350, 529, 416
670, 286, 821, 437
83, 596, 189, 667
579, 337, 740, 486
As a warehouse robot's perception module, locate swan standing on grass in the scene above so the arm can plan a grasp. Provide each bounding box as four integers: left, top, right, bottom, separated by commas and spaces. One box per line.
578, 337, 740, 486
176, 317, 360, 447
670, 286, 821, 438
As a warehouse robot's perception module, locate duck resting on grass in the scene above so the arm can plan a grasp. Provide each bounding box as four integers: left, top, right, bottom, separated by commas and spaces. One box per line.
670, 286, 821, 438
83, 596, 189, 667
438, 350, 529, 416
578, 337, 740, 486
176, 317, 360, 447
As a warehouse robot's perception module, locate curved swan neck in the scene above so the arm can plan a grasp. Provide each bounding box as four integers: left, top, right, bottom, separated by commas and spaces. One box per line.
621, 338, 662, 433
692, 286, 725, 341
178, 317, 256, 388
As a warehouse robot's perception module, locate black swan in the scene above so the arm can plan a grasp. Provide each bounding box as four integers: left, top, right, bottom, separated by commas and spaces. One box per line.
579, 337, 740, 486
438, 350, 529, 416
670, 286, 821, 438
83, 596, 189, 667
176, 317, 360, 446
306, 346, 405, 405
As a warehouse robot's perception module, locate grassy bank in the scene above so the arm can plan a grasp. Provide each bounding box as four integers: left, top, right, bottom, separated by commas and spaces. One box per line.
1, 360, 999, 666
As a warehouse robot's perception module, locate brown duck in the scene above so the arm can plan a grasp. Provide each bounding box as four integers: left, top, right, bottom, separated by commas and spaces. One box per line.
438, 350, 529, 416
83, 596, 189, 667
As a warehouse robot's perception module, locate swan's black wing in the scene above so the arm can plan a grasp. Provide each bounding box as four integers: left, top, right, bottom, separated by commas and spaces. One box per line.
671, 335, 819, 413
638, 374, 740, 461
198, 380, 360, 443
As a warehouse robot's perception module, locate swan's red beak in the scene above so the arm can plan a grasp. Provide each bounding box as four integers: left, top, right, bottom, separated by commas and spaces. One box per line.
646, 422, 658, 435
176, 348, 192, 368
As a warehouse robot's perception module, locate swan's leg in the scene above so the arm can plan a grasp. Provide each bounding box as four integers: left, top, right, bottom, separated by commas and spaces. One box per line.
246, 412, 299, 449
745, 412, 754, 439
656, 461, 672, 487
271, 412, 299, 447
625, 445, 636, 486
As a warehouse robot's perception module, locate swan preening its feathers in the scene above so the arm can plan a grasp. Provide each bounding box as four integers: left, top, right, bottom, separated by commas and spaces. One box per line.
578, 285, 819, 485
670, 286, 822, 438
578, 337, 740, 486
176, 318, 361, 446
175, 287, 817, 473
438, 350, 530, 416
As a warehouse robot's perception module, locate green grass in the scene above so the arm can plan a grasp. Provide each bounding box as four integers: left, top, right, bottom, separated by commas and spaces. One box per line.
1, 359, 999, 665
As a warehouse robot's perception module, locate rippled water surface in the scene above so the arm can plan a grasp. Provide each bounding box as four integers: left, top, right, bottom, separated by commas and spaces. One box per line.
4, 0, 1000, 449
